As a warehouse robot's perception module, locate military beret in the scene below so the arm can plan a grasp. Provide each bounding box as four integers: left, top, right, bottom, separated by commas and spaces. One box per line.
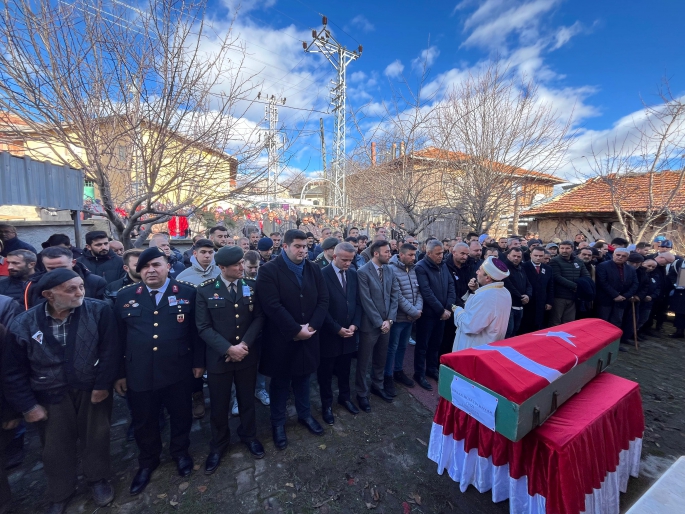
136, 246, 167, 272
37, 268, 80, 294
321, 237, 339, 251
305, 232, 314, 238
660, 240, 673, 248
628, 252, 645, 263
257, 237, 274, 251
215, 245, 244, 266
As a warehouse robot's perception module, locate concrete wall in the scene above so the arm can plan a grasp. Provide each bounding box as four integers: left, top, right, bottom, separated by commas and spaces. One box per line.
7, 219, 110, 250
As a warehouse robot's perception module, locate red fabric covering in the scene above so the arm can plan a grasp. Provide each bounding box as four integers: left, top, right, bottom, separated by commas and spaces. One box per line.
433, 373, 644, 514
167, 216, 189, 238
440, 319, 622, 404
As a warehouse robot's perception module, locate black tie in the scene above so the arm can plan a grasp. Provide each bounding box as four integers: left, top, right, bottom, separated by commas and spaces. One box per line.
340, 269, 347, 293
149, 290, 159, 305
229, 283, 237, 302
378, 266, 383, 285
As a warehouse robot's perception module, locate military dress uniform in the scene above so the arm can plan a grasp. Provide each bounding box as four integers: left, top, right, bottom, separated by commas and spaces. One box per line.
195, 275, 264, 457
115, 277, 203, 470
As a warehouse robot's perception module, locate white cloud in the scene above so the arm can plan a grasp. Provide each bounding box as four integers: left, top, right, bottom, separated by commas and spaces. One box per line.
346, 15, 375, 33
384, 59, 405, 78
412, 46, 440, 70
551, 21, 583, 50
350, 71, 367, 83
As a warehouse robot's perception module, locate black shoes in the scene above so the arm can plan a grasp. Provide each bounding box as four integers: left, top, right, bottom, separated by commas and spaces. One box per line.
90, 479, 114, 507
426, 368, 440, 382
321, 406, 335, 425
338, 398, 360, 415
272, 425, 288, 450
46, 494, 73, 514
383, 376, 397, 397
370, 386, 394, 403
394, 370, 415, 388
298, 416, 324, 436
204, 452, 222, 475
174, 454, 193, 477
356, 395, 371, 413
130, 464, 158, 495
414, 374, 433, 391
245, 439, 265, 459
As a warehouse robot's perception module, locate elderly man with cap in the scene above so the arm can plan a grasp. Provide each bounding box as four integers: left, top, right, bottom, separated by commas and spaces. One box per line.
4, 269, 120, 513
453, 256, 512, 351
595, 247, 638, 330
177, 239, 219, 286
114, 247, 204, 495
619, 252, 652, 344
315, 237, 339, 269
195, 246, 265, 473
257, 237, 275, 265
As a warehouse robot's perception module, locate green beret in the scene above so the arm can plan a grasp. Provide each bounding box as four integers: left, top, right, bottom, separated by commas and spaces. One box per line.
321, 237, 339, 251
215, 245, 244, 266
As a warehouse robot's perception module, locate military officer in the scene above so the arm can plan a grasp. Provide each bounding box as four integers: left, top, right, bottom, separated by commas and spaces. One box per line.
114, 247, 204, 496
195, 246, 265, 474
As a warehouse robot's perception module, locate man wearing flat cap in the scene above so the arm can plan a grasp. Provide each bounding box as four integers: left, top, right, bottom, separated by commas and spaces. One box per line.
195, 246, 265, 474
4, 269, 120, 513
114, 247, 204, 496
595, 247, 638, 328
452, 256, 512, 351
314, 237, 339, 269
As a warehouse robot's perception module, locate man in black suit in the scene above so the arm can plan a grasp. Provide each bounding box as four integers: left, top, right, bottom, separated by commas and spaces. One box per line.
596, 248, 638, 328
114, 247, 204, 496
317, 242, 362, 425
256, 229, 329, 450
522, 246, 554, 333
195, 246, 265, 473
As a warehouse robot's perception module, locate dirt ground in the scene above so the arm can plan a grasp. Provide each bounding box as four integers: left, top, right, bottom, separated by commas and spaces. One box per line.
4, 321, 684, 514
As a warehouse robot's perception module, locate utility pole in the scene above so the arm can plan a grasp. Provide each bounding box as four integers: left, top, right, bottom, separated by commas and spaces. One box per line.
261, 93, 285, 202
319, 117, 328, 205
304, 16, 362, 214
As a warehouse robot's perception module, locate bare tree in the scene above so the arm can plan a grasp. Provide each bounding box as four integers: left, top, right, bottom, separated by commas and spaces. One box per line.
0, 0, 270, 247
434, 63, 574, 233
579, 83, 685, 243
346, 62, 455, 237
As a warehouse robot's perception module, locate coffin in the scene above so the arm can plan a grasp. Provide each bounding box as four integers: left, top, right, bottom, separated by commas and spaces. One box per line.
437, 319, 622, 442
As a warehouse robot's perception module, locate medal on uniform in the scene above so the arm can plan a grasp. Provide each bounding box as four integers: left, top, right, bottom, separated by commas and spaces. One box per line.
168, 296, 178, 306
132, 303, 139, 307
124, 303, 130, 308
177, 314, 185, 323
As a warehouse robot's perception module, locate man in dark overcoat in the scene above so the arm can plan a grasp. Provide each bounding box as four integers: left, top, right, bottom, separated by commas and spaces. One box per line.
256, 229, 329, 450
114, 247, 204, 496
195, 246, 265, 474
317, 242, 362, 425
521, 246, 554, 333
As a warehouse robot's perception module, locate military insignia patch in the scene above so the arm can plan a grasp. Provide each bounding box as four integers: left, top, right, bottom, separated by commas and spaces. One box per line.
124, 303, 130, 308
136, 286, 143, 294
172, 285, 179, 293
177, 314, 185, 323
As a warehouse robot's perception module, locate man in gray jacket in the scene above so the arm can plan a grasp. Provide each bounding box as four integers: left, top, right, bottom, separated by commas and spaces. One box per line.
385, 244, 422, 394
176, 239, 219, 286
356, 240, 399, 412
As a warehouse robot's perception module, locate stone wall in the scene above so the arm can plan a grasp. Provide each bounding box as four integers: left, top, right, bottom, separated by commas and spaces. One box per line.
7, 219, 110, 249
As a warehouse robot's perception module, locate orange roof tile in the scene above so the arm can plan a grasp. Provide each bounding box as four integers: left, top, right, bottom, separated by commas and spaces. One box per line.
411, 146, 565, 184
524, 171, 685, 216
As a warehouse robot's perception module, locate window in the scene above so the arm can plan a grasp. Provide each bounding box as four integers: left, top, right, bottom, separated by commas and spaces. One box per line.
117, 146, 127, 161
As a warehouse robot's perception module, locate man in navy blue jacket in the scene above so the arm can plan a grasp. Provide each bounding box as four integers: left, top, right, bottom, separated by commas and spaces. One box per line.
596, 248, 638, 327
414, 240, 455, 391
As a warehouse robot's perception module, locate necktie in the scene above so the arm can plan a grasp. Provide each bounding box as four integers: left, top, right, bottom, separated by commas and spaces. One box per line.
536, 265, 541, 274
229, 283, 237, 302
378, 266, 383, 285
340, 269, 347, 293
149, 290, 159, 305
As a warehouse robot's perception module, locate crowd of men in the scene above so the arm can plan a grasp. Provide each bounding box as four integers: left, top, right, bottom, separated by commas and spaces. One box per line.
0, 221, 683, 513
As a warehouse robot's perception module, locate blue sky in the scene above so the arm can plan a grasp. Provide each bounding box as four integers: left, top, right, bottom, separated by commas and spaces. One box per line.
208, 0, 685, 180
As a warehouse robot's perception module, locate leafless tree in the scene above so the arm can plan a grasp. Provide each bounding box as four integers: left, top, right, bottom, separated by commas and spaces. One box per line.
434, 62, 574, 233
579, 83, 685, 243
346, 62, 455, 237
0, 0, 273, 247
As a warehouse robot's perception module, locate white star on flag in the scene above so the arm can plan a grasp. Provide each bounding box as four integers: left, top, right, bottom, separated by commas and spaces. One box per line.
534, 331, 576, 346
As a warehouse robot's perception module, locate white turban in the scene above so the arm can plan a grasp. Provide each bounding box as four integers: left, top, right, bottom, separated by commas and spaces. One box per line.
482, 256, 510, 281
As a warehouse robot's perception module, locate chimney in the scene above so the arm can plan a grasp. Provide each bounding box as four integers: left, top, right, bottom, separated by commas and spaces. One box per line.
391, 143, 397, 159
400, 141, 405, 157
371, 142, 376, 166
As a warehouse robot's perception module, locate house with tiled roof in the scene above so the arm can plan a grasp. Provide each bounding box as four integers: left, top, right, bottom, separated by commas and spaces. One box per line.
523, 171, 685, 242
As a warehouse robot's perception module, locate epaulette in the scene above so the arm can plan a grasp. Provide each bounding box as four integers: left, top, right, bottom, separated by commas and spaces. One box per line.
177, 280, 197, 288
118, 282, 138, 292
198, 278, 217, 288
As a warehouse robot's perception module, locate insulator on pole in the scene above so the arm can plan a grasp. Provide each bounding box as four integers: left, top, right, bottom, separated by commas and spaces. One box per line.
322, 15, 327, 25
302, 41, 307, 50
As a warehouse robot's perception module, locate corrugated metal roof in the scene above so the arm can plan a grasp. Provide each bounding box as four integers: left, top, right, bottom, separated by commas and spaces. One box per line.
0, 152, 84, 211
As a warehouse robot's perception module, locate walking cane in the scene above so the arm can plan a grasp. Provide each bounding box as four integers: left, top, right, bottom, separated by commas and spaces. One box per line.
631, 301, 639, 350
